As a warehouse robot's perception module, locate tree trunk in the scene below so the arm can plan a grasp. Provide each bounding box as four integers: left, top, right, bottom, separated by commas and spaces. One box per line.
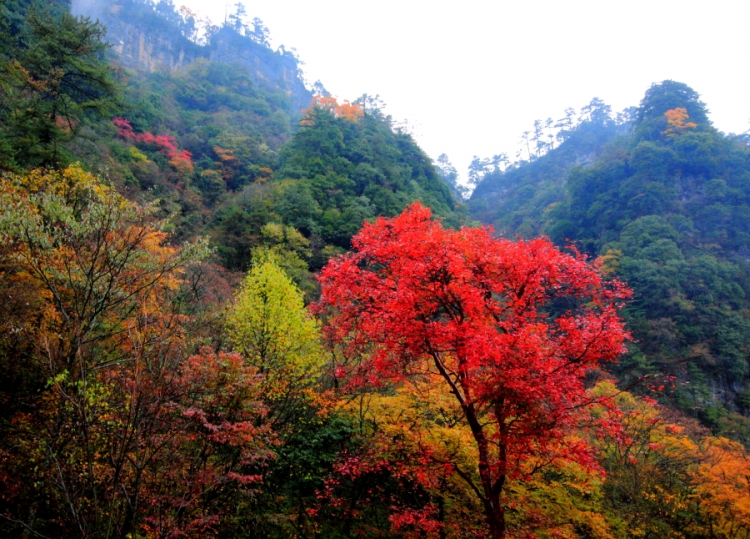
487, 502, 505, 539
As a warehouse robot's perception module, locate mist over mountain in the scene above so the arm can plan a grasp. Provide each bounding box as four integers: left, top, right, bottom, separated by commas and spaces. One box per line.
2, 1, 750, 537
71, 0, 312, 112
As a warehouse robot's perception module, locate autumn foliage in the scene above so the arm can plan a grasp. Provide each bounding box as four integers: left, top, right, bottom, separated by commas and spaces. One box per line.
4, 4, 750, 535
316, 203, 632, 538
114, 117, 194, 173
662, 107, 697, 137
301, 95, 364, 125
0, 166, 271, 538
3, 168, 750, 537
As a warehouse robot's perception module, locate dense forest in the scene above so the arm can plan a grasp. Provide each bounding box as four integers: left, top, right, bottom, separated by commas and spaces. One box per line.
470, 82, 750, 440
1, 1, 750, 538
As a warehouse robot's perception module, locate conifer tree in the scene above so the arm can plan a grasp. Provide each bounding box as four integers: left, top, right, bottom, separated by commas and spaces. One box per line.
0, 3, 119, 169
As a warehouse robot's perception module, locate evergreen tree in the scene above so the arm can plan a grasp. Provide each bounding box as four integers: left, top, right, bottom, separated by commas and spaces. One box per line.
0, 3, 119, 169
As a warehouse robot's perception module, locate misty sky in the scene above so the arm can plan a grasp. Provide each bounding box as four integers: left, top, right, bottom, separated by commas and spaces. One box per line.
180, 0, 749, 182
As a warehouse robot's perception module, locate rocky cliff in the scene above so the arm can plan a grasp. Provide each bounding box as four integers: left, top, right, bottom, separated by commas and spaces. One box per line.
71, 0, 311, 114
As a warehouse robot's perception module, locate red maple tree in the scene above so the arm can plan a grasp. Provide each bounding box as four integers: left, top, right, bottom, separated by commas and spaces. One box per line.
315, 203, 631, 538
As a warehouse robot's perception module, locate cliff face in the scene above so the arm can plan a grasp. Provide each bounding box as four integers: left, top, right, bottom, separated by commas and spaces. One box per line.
209, 28, 311, 113
71, 0, 311, 114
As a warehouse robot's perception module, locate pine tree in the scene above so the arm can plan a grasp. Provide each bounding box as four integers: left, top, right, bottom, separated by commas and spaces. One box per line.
0, 3, 119, 169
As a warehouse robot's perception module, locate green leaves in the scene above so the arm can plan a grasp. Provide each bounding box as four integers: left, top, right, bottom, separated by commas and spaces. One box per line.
275, 100, 463, 249
0, 4, 120, 169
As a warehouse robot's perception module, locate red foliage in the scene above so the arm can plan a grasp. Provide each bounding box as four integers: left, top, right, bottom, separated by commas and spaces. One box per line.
137, 348, 274, 538
114, 117, 193, 173
315, 203, 631, 538
316, 442, 448, 538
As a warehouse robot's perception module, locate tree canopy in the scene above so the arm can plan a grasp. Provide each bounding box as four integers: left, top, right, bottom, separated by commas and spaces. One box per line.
0, 3, 119, 169
470, 81, 750, 435
3, 1, 750, 535
316, 203, 631, 538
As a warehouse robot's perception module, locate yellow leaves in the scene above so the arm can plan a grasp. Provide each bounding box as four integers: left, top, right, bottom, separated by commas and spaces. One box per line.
129, 146, 149, 162
342, 377, 474, 462
9, 60, 50, 93
260, 223, 310, 257
509, 461, 613, 539
590, 381, 750, 537
12, 163, 114, 205
662, 108, 697, 137
0, 164, 208, 368
597, 249, 622, 276
339, 378, 619, 538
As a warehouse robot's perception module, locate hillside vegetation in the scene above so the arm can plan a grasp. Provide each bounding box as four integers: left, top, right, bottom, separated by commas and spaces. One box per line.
471, 80, 750, 437
1, 1, 750, 538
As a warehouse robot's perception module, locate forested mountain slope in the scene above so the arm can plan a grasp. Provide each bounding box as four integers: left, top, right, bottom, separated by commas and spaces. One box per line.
1, 0, 465, 274
470, 101, 627, 241
471, 81, 750, 437
4, 2, 750, 538
72, 0, 312, 112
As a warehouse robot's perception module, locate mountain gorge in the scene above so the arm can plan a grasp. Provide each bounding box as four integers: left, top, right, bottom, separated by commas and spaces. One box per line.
2, 0, 465, 273
2, 1, 750, 538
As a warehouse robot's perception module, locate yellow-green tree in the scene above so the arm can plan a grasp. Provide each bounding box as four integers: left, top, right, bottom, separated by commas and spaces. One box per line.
226, 252, 325, 426
258, 223, 317, 298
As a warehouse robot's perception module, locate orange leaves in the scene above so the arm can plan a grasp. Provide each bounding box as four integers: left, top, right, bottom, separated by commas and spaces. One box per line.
169, 150, 194, 174
335, 100, 365, 121
590, 382, 750, 537
301, 95, 364, 125
213, 145, 239, 164
54, 115, 76, 134
257, 166, 273, 182
0, 164, 209, 368
662, 107, 697, 137
0, 166, 270, 537
692, 437, 750, 536
178, 5, 197, 19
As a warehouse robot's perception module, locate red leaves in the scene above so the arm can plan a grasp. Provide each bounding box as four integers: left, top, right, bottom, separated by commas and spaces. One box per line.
126, 347, 274, 538
114, 117, 193, 173
316, 203, 631, 538
318, 202, 629, 404
316, 442, 450, 538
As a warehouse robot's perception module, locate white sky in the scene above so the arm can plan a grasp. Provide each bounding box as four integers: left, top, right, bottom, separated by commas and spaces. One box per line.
180, 0, 750, 181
